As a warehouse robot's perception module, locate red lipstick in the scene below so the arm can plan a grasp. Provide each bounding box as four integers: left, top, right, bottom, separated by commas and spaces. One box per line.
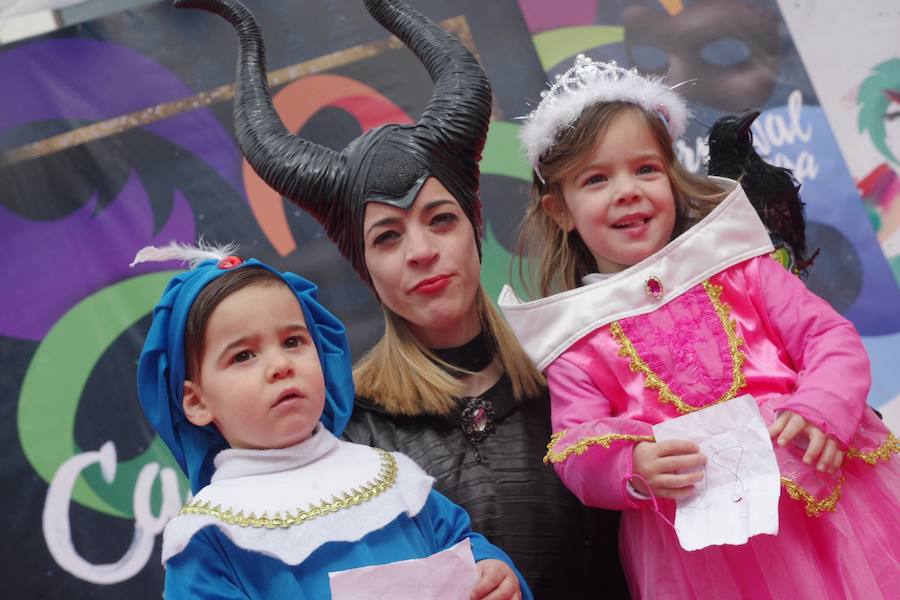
410, 274, 452, 295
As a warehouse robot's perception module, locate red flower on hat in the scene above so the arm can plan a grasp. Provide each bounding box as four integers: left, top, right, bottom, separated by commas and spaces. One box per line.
218, 255, 243, 269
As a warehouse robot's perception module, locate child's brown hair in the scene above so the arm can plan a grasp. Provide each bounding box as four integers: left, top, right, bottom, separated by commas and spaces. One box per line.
183, 267, 287, 379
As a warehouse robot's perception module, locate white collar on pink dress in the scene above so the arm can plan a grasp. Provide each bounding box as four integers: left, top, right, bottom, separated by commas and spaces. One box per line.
498, 178, 773, 370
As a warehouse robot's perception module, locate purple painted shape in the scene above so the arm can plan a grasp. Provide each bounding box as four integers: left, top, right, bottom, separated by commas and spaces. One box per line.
0, 38, 242, 192
0, 173, 195, 339
0, 37, 243, 339
517, 0, 598, 33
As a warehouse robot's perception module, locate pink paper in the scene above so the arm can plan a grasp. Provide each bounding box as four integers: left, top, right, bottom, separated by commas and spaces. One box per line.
328, 538, 478, 600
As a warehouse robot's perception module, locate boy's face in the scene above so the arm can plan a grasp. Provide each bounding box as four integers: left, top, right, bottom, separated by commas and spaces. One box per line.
182, 281, 326, 450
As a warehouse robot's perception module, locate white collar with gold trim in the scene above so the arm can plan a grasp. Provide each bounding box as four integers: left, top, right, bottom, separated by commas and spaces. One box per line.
498, 180, 772, 370
161, 425, 433, 565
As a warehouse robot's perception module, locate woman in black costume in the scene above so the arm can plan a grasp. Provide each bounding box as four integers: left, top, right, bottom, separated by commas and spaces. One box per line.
179, 0, 629, 596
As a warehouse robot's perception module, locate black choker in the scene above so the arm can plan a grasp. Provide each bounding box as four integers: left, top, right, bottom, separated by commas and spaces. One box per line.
429, 330, 495, 376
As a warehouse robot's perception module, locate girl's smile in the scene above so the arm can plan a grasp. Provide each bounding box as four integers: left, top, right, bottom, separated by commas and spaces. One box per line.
610, 212, 654, 238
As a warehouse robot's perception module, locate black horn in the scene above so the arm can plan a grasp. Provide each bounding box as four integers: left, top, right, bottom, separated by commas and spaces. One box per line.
176, 0, 492, 282
364, 0, 492, 162
173, 0, 348, 229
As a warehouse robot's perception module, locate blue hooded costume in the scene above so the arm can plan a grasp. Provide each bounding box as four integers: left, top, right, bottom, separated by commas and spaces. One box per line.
136, 250, 531, 599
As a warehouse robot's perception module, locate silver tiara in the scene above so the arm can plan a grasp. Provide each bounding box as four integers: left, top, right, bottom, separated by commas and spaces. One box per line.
519, 54, 690, 174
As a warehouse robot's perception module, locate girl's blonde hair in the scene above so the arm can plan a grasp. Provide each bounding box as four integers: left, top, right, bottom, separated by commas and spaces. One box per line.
353, 286, 545, 415
516, 101, 728, 297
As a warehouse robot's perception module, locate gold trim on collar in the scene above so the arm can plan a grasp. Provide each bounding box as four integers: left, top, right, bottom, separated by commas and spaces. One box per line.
611, 280, 747, 414
543, 429, 654, 464
178, 448, 398, 529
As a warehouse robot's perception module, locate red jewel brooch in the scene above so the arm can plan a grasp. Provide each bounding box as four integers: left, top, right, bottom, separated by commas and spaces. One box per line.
460, 397, 496, 444
218, 255, 243, 270
645, 276, 663, 300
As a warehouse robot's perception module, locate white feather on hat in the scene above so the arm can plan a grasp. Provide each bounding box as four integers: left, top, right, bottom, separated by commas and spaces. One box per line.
130, 239, 239, 269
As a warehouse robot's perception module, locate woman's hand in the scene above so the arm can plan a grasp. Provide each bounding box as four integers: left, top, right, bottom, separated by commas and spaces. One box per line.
768, 410, 843, 472
631, 440, 706, 500
470, 559, 521, 600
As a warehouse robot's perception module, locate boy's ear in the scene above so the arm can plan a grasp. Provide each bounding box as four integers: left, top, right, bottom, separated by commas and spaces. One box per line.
182, 381, 213, 427
541, 193, 574, 232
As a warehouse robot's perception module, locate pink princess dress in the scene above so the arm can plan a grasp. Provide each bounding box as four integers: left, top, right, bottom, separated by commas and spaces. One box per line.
500, 180, 900, 599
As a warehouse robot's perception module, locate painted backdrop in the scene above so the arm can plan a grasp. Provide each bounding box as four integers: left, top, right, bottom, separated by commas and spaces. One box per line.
3, 0, 897, 598
0, 1, 544, 596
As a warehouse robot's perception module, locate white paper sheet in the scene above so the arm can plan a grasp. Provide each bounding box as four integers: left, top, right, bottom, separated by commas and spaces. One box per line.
652, 394, 780, 551
328, 538, 478, 600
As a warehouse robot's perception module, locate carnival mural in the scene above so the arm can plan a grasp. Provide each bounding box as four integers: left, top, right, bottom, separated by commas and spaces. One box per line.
2, 0, 897, 597
777, 0, 900, 426
0, 1, 543, 596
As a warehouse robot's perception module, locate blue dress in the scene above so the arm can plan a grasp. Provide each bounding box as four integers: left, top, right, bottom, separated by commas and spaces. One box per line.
162, 430, 532, 599
165, 491, 530, 599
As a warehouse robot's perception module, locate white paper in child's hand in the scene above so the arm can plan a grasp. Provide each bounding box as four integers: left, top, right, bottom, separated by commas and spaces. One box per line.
652, 394, 780, 551
328, 538, 478, 600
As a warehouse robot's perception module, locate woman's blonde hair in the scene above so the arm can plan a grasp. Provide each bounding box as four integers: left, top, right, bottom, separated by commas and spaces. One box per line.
353, 286, 545, 416
516, 101, 728, 297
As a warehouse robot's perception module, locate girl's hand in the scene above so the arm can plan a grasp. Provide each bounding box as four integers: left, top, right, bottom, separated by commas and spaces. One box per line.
631, 440, 706, 500
470, 559, 521, 600
768, 410, 844, 472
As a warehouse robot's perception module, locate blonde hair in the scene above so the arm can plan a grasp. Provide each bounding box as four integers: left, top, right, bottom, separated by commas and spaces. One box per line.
516, 101, 728, 297
353, 286, 545, 415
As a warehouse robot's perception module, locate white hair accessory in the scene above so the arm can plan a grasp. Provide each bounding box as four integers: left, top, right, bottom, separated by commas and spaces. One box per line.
130, 239, 239, 269
519, 54, 691, 176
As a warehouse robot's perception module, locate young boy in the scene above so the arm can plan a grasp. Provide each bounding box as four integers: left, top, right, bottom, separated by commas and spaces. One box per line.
133, 243, 528, 599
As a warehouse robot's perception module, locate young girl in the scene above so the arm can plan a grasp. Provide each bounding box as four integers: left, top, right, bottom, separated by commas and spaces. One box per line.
499, 55, 899, 598
133, 243, 528, 600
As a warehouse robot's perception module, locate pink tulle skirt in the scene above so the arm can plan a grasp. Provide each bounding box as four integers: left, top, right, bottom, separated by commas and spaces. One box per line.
620, 454, 900, 599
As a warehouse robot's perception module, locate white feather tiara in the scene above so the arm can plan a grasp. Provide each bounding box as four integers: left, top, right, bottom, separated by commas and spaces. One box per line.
130, 239, 239, 270
519, 54, 691, 174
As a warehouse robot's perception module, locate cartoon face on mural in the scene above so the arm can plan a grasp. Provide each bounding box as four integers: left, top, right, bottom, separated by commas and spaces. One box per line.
857, 58, 900, 270
858, 58, 900, 168
623, 0, 780, 111
886, 90, 900, 167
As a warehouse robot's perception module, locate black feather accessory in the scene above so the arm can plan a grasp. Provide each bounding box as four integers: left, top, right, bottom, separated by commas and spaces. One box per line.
707, 109, 816, 274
